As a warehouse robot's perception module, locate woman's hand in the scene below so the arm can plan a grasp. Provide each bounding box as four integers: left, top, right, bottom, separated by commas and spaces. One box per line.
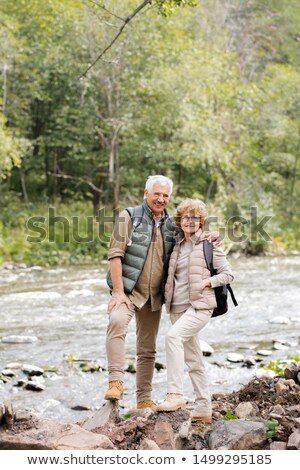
199, 278, 211, 291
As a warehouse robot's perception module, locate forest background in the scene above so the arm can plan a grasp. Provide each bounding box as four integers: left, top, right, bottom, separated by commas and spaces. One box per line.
0, 0, 299, 266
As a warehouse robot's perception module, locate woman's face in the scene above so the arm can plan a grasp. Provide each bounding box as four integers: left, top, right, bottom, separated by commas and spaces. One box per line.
180, 212, 201, 238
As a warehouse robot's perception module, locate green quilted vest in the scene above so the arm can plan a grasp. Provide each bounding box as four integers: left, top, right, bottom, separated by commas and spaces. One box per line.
107, 201, 176, 294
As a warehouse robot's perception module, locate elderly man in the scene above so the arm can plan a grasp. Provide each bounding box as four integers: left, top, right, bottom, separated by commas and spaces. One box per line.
105, 175, 175, 409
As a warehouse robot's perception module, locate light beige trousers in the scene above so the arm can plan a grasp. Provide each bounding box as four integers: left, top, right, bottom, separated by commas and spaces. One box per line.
106, 299, 161, 402
166, 306, 212, 411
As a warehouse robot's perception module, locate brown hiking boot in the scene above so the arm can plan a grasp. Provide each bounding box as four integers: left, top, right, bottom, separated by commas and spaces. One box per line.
136, 400, 157, 410
104, 380, 123, 400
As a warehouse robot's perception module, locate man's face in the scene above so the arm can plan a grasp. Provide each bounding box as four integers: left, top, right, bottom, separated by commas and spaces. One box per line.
145, 182, 171, 217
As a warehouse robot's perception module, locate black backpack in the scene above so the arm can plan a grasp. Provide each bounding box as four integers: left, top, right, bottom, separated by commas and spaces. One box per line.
203, 240, 238, 317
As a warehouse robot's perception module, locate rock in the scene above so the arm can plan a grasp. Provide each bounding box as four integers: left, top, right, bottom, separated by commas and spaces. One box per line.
28, 266, 43, 271
139, 438, 160, 450
79, 362, 101, 373
5, 363, 22, 369
234, 402, 259, 419
0, 415, 115, 450
4, 400, 14, 429
25, 381, 46, 392
273, 341, 289, 351
200, 340, 214, 356
15, 410, 35, 422
283, 379, 296, 389
268, 404, 285, 417
1, 336, 38, 344
257, 349, 273, 356
1, 369, 17, 377
0, 375, 13, 383
287, 404, 300, 416
125, 362, 136, 373
22, 364, 44, 376
270, 441, 287, 450
155, 362, 166, 371
71, 405, 92, 411
212, 393, 227, 400
275, 382, 287, 394
0, 404, 4, 425
243, 357, 257, 367
227, 353, 245, 363
178, 419, 191, 439
82, 401, 120, 431
16, 379, 27, 388
284, 362, 300, 381
287, 430, 300, 450
128, 407, 156, 419
153, 420, 175, 450
208, 420, 267, 450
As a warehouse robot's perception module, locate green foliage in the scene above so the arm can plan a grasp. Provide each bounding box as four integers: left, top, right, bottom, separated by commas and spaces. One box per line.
0, 112, 30, 178
264, 419, 280, 440
262, 356, 300, 376
156, 0, 198, 16
67, 354, 77, 363
0, 0, 299, 264
222, 410, 238, 421
0, 201, 108, 266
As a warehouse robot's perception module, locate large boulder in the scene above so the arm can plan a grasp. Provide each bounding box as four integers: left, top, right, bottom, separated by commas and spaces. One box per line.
0, 411, 114, 450
208, 419, 267, 450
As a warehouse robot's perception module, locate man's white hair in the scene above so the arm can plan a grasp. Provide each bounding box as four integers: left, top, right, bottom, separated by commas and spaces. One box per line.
145, 175, 173, 195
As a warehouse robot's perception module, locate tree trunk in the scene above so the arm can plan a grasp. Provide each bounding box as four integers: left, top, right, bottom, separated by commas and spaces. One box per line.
45, 150, 58, 201
19, 167, 29, 204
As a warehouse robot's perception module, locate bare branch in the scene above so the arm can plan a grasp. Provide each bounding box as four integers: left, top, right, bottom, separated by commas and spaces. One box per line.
97, 127, 110, 149
86, 0, 126, 22
48, 172, 102, 193
79, 0, 152, 79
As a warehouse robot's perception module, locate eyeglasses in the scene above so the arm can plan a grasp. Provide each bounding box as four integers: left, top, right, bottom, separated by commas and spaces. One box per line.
181, 216, 201, 223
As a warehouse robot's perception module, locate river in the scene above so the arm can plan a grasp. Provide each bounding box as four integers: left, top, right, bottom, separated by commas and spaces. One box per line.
0, 255, 299, 423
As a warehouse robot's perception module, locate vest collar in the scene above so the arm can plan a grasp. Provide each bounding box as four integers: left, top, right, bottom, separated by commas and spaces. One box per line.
142, 200, 169, 222
176, 229, 205, 245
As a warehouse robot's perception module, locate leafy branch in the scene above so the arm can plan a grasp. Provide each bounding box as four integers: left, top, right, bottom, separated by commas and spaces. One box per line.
79, 0, 197, 78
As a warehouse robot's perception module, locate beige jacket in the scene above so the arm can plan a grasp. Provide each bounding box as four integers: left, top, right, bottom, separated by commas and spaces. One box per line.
164, 232, 234, 313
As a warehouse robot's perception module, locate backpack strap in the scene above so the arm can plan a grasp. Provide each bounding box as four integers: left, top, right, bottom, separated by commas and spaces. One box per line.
203, 239, 214, 275
126, 205, 144, 229
203, 239, 238, 307
227, 284, 238, 306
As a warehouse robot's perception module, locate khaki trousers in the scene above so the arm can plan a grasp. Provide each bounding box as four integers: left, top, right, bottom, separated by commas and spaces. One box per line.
166, 307, 212, 411
106, 299, 161, 402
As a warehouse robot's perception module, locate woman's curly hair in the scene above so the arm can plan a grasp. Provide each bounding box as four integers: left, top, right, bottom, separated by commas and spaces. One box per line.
174, 198, 208, 230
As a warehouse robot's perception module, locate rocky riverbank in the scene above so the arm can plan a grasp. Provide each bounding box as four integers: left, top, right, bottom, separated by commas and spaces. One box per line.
1, 363, 300, 450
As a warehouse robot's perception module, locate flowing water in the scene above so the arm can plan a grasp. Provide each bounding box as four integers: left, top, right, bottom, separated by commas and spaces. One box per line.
0, 255, 299, 423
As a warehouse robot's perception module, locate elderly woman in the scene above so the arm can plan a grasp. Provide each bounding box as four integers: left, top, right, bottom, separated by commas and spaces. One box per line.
157, 198, 234, 423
